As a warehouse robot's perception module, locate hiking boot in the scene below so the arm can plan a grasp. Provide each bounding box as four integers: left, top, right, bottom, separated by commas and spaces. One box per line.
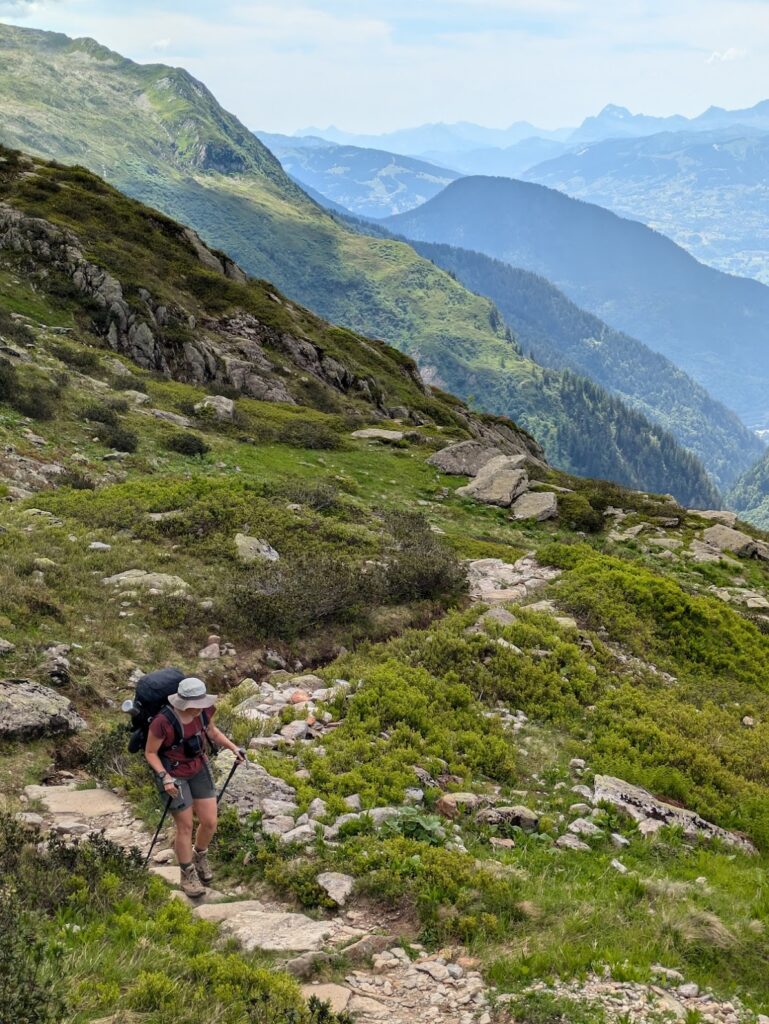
180, 863, 205, 898
193, 847, 213, 886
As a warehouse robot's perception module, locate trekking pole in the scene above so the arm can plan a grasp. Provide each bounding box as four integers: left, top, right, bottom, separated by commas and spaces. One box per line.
216, 755, 243, 805
144, 794, 173, 867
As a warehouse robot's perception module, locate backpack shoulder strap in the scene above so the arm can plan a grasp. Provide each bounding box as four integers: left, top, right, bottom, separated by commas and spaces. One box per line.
159, 704, 184, 747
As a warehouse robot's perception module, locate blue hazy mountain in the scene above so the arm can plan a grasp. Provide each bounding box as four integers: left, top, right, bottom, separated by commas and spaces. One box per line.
255, 132, 461, 217
525, 127, 769, 283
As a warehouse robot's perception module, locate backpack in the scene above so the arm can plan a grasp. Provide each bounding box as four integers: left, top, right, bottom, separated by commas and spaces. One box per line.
127, 667, 209, 755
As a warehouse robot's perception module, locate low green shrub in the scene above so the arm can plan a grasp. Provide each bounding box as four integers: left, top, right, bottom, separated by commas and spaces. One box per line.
277, 418, 344, 450
50, 341, 102, 372
165, 431, 211, 456
81, 400, 119, 426
97, 422, 139, 452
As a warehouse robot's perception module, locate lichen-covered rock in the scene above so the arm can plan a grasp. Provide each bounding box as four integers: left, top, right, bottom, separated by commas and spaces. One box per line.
427, 440, 503, 476
102, 569, 190, 592
0, 679, 86, 740
593, 774, 757, 854
234, 534, 280, 564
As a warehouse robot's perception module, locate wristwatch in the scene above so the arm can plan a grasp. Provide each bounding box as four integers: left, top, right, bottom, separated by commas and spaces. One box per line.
156, 770, 172, 784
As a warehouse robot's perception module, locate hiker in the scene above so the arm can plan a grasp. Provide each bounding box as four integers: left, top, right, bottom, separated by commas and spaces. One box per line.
144, 675, 245, 897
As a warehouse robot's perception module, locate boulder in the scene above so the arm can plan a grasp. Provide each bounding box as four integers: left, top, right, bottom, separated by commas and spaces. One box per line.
24, 785, 123, 818
556, 834, 591, 852
151, 409, 192, 428
316, 871, 355, 906
195, 395, 235, 421
568, 817, 602, 837
427, 440, 504, 477
215, 753, 296, 818
300, 985, 351, 1014
234, 534, 280, 564
456, 456, 528, 507
1, 680, 86, 740
0, 638, 15, 655
510, 491, 558, 522
436, 792, 482, 819
593, 774, 757, 854
476, 805, 539, 833
702, 525, 769, 561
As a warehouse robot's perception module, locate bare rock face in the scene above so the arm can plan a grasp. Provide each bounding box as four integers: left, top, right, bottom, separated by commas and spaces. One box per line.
593, 774, 757, 855
0, 679, 86, 740
510, 491, 558, 521
456, 456, 528, 507
427, 440, 503, 476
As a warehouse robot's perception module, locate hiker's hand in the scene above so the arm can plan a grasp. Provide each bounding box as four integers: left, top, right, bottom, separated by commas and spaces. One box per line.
235, 747, 247, 763
163, 780, 179, 798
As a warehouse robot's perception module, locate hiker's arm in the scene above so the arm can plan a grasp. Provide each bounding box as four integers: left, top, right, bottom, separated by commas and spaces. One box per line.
145, 731, 179, 795
206, 723, 246, 761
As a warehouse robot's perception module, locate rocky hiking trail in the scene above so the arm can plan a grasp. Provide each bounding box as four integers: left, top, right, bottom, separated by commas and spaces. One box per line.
20, 780, 496, 1023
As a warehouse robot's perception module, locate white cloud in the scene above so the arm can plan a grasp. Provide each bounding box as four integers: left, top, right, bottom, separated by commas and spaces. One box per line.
150, 37, 171, 51
706, 46, 748, 63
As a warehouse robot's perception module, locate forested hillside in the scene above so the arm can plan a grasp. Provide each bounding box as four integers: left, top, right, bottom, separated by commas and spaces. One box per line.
387, 175, 769, 429
407, 240, 764, 490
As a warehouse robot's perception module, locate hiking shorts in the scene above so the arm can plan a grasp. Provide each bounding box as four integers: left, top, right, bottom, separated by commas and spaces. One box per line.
155, 759, 216, 812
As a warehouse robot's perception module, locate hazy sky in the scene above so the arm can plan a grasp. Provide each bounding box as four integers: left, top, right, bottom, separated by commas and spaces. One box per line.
2, 0, 769, 133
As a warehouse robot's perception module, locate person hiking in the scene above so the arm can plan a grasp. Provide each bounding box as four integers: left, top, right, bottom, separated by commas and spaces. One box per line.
144, 676, 245, 897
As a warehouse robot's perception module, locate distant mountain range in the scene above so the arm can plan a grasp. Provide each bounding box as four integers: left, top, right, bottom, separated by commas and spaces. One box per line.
525, 127, 769, 284
386, 176, 769, 430
298, 100, 769, 161
255, 132, 460, 218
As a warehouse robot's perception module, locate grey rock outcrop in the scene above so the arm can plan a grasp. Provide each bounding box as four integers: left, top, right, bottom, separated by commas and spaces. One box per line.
195, 394, 235, 421
456, 455, 528, 507
467, 554, 561, 604
593, 774, 757, 854
1, 679, 86, 740
510, 491, 558, 521
427, 440, 503, 476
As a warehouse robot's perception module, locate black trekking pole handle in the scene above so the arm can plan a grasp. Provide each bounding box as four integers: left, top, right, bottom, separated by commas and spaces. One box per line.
144, 794, 173, 867
216, 757, 242, 805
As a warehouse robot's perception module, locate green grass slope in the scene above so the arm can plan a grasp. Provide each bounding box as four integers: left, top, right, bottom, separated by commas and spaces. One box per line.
0, 23, 720, 505
5, 151, 769, 1022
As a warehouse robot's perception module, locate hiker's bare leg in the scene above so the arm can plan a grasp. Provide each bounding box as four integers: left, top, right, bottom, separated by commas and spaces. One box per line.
173, 806, 194, 864
193, 797, 217, 851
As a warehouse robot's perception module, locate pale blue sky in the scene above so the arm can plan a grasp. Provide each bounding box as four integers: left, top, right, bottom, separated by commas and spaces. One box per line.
2, 0, 769, 132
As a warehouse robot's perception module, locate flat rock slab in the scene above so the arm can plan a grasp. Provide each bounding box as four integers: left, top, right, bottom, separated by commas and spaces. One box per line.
150, 864, 181, 885
102, 569, 189, 591
1, 679, 86, 740
195, 906, 335, 952
24, 785, 124, 819
352, 429, 404, 442
301, 984, 351, 1013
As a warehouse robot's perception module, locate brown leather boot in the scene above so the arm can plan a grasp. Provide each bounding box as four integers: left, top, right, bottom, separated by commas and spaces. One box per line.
193, 847, 213, 885
180, 863, 205, 898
